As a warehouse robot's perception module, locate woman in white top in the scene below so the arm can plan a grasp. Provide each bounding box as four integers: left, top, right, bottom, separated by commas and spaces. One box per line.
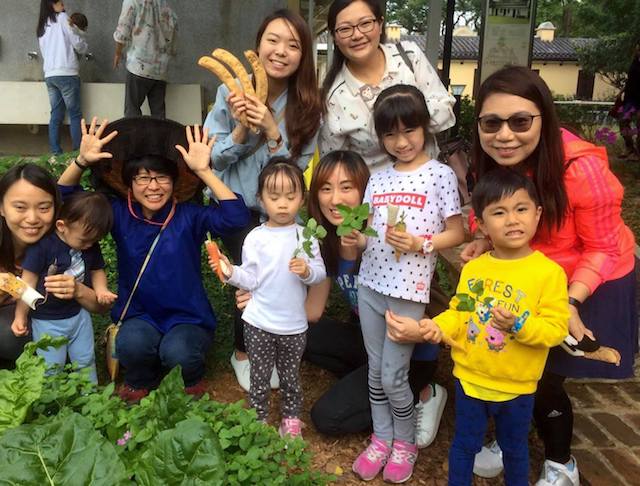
37, 0, 88, 155
319, 0, 456, 173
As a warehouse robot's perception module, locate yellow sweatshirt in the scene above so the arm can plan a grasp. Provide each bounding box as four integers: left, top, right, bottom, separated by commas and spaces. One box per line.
434, 251, 569, 397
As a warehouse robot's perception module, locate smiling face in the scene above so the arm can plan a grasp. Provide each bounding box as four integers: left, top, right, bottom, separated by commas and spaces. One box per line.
317, 163, 363, 226
333, 0, 383, 64
130, 169, 174, 219
381, 121, 427, 169
477, 188, 542, 259
260, 173, 304, 227
257, 18, 302, 82
477, 93, 543, 167
0, 179, 55, 251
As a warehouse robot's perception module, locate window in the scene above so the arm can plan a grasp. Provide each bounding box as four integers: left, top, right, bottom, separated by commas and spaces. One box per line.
576, 70, 595, 100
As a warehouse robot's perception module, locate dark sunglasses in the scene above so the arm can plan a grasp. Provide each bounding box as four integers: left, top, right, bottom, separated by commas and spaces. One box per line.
477, 113, 541, 133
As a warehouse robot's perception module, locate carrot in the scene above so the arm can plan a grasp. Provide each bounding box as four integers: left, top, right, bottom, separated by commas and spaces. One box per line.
393, 212, 407, 262
205, 233, 229, 284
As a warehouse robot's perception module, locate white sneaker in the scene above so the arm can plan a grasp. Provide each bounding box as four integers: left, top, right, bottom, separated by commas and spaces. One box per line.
473, 440, 504, 478
230, 352, 251, 392
536, 456, 580, 486
270, 366, 280, 390
415, 383, 447, 448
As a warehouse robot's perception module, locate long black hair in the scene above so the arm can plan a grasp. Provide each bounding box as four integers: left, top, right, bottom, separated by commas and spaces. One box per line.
37, 0, 60, 38
0, 164, 60, 273
472, 66, 568, 233
321, 0, 386, 108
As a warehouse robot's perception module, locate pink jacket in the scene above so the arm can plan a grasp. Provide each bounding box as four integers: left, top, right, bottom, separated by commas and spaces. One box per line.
531, 129, 636, 293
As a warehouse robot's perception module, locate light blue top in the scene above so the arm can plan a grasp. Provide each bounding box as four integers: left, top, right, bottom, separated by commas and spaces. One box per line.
204, 83, 318, 212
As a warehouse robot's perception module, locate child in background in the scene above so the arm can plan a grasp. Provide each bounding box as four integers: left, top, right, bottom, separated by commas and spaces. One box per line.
418, 168, 569, 485
352, 84, 465, 483
211, 158, 326, 438
69, 12, 88, 32
11, 191, 116, 383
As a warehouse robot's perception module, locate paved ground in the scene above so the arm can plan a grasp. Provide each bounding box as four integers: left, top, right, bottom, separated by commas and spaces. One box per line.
0, 124, 71, 156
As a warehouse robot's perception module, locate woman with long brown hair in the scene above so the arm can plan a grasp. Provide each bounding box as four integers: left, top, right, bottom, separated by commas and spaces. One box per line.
203, 8, 322, 392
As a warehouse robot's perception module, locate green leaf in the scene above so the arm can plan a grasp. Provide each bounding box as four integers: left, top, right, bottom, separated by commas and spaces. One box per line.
336, 204, 351, 217
302, 227, 313, 240
315, 225, 327, 239
455, 293, 476, 312
306, 218, 317, 231
0, 413, 128, 485
362, 227, 378, 238
336, 225, 352, 237
356, 203, 370, 219
135, 418, 225, 485
470, 279, 484, 296
303, 240, 313, 259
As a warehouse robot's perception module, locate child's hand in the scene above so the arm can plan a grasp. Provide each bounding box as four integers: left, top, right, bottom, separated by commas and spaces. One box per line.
418, 318, 443, 343
289, 257, 310, 279
11, 318, 28, 337
490, 306, 516, 332
208, 252, 232, 280
96, 289, 118, 306
385, 227, 421, 254
235, 289, 251, 310
340, 229, 367, 250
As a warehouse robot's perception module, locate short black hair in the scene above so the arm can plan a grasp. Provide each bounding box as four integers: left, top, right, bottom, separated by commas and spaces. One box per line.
257, 156, 306, 198
121, 155, 179, 188
472, 168, 540, 218
70, 12, 88, 31
59, 192, 113, 241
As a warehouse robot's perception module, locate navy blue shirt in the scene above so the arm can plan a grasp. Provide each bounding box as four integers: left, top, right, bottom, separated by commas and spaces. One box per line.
22, 232, 105, 320
59, 185, 250, 334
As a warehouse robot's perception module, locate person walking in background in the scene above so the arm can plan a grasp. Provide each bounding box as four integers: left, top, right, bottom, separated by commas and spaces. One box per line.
618, 41, 640, 159
113, 0, 177, 119
37, 0, 88, 155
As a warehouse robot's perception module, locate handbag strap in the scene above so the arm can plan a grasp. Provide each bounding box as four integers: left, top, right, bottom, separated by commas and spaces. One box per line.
395, 42, 414, 74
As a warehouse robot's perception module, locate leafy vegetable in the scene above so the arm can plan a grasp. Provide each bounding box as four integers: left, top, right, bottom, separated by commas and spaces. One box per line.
293, 218, 327, 259
0, 412, 128, 485
336, 203, 378, 238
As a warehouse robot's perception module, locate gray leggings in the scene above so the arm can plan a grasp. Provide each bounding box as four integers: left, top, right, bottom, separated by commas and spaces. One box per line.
244, 323, 307, 420
358, 285, 426, 443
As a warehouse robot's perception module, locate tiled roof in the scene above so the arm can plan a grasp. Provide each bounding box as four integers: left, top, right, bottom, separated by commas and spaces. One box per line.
402, 34, 595, 62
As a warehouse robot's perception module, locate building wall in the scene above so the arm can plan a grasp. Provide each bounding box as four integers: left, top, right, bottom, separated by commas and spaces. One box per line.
0, 0, 286, 113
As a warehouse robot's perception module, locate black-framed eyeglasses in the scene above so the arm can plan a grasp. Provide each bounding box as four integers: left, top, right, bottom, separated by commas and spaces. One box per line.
477, 113, 542, 133
133, 174, 172, 186
334, 18, 378, 39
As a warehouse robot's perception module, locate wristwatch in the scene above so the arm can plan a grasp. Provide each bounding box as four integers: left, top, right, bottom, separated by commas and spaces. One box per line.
267, 133, 283, 151
568, 297, 582, 309
421, 235, 434, 254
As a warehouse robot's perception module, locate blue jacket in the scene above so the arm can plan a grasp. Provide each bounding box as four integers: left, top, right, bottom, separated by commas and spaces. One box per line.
60, 185, 250, 333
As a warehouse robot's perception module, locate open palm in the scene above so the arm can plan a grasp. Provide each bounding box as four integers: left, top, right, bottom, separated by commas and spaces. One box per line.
175, 125, 216, 173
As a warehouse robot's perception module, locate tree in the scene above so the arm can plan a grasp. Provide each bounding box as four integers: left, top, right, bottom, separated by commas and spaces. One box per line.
385, 0, 483, 35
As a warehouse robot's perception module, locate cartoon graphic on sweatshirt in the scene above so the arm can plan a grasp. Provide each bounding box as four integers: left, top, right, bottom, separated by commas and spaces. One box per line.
485, 324, 507, 351
466, 318, 481, 343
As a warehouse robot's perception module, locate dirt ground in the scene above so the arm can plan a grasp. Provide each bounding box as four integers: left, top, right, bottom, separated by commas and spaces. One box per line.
198, 350, 546, 486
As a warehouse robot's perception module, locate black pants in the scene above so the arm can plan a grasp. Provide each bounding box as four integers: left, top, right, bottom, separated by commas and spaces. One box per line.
533, 371, 573, 464
306, 316, 436, 436
0, 304, 30, 368
125, 71, 167, 119
221, 210, 262, 353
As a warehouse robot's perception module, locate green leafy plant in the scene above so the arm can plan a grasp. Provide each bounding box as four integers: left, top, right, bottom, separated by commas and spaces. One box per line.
293, 218, 327, 259
336, 203, 378, 238
455, 279, 492, 312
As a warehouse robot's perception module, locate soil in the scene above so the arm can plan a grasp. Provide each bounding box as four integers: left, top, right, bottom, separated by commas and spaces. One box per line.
198, 350, 545, 485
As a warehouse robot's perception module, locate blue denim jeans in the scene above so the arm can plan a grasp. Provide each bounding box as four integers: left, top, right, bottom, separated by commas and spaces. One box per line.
31, 308, 97, 384
45, 75, 82, 154
116, 318, 214, 389
449, 380, 534, 486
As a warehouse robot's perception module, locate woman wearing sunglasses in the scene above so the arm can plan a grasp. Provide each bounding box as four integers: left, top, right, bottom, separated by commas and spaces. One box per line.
462, 66, 637, 486
319, 0, 455, 173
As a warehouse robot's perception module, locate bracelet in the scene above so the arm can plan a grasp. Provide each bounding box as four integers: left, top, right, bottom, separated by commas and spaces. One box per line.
568, 297, 582, 308
74, 158, 88, 171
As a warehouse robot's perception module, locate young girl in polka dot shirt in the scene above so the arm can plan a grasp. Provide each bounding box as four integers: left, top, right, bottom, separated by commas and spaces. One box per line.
350, 84, 465, 483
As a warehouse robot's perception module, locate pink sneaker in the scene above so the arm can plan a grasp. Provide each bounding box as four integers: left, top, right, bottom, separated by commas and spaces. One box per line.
352, 434, 392, 481
383, 439, 418, 483
279, 417, 302, 439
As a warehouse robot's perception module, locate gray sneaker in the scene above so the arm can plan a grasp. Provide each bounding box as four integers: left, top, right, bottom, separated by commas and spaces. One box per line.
473, 440, 504, 478
535, 456, 580, 486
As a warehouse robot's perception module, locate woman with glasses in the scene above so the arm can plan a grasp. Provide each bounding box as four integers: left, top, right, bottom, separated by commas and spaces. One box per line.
57, 117, 250, 401
319, 0, 455, 173
462, 66, 637, 486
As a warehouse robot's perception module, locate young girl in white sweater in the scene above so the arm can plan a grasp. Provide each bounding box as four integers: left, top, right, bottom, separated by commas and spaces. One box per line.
210, 158, 326, 438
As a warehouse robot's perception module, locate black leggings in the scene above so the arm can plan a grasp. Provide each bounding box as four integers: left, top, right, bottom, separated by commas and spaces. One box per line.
533, 371, 573, 464
306, 316, 437, 436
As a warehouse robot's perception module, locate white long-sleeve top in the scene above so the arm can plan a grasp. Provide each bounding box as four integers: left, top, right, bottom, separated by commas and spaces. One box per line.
38, 12, 88, 78
227, 223, 326, 335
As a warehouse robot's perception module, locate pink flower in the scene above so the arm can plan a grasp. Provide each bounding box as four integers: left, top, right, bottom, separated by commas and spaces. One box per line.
117, 430, 132, 446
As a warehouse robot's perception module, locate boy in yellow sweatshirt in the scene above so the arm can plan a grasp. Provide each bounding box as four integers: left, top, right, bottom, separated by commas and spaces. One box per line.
419, 168, 569, 486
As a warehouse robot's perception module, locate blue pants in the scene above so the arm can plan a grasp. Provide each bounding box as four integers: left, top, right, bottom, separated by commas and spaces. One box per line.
45, 76, 82, 154
116, 318, 214, 388
449, 380, 533, 486
31, 308, 97, 383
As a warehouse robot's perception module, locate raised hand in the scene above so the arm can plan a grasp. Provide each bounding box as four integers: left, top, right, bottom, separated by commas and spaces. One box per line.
175, 125, 216, 174
78, 117, 118, 165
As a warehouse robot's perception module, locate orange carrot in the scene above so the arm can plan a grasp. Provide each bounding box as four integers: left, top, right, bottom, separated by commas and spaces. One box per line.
205, 234, 228, 284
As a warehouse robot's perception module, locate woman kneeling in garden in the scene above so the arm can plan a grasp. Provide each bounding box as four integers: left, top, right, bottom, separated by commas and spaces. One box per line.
58, 117, 249, 401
